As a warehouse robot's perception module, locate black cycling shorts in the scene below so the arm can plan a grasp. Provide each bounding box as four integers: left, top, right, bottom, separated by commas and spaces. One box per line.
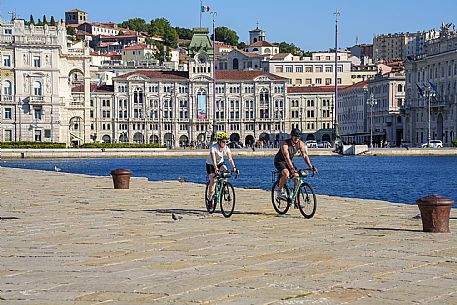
206, 162, 226, 175
274, 161, 296, 172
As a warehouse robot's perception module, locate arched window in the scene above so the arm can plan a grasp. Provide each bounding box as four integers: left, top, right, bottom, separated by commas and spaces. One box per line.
3, 80, 12, 95
133, 88, 143, 104
260, 88, 269, 103
197, 89, 207, 119
398, 84, 403, 92
233, 58, 239, 70
33, 81, 42, 96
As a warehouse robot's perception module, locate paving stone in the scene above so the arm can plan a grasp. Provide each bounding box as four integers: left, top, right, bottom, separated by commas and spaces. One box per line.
1, 167, 456, 304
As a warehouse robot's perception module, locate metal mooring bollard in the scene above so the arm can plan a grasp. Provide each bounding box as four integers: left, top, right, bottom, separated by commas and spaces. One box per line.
416, 195, 453, 233
110, 169, 132, 189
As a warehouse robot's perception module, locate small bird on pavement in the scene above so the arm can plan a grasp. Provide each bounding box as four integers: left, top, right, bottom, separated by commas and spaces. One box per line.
412, 213, 421, 219
54, 166, 62, 172
177, 177, 187, 183
171, 213, 183, 221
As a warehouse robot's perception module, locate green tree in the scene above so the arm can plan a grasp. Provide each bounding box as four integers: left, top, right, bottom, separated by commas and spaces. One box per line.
119, 18, 149, 32
145, 37, 153, 45
237, 41, 247, 50
153, 42, 171, 62
175, 27, 193, 40
117, 30, 124, 36
275, 41, 303, 56
29, 14, 35, 25
50, 16, 56, 26
213, 26, 239, 46
66, 26, 76, 36
150, 18, 178, 47
42, 15, 48, 25
36, 18, 42, 26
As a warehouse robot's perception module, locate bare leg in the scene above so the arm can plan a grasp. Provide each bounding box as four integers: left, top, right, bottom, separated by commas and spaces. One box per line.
279, 168, 290, 189
208, 173, 217, 199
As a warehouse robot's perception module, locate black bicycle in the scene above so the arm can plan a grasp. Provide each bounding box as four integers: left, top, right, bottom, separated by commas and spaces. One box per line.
205, 171, 239, 218
271, 168, 317, 218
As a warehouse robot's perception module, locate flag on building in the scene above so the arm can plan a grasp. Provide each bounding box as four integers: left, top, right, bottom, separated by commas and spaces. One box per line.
428, 81, 438, 93
416, 83, 424, 97
201, 5, 210, 12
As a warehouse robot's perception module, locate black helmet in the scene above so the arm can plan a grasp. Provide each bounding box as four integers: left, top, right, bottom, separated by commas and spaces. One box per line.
291, 128, 301, 137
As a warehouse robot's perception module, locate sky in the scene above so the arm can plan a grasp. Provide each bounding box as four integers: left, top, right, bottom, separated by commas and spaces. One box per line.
1, 0, 457, 51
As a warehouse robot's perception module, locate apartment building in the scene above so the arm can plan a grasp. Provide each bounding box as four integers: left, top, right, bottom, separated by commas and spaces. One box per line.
338, 81, 369, 144
403, 23, 457, 146
0, 19, 91, 145
267, 51, 353, 86
373, 30, 439, 63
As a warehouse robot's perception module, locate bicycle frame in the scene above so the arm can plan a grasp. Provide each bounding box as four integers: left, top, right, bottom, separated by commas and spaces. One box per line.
213, 176, 229, 203
273, 169, 312, 203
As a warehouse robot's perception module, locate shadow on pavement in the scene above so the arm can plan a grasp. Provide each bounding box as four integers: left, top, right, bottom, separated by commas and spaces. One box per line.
362, 227, 423, 232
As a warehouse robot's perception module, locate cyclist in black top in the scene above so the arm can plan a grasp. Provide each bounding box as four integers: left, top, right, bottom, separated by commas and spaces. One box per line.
274, 128, 317, 199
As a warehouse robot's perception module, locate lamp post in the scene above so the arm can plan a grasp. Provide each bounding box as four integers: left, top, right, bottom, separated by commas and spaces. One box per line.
367, 93, 377, 148
425, 85, 435, 148
210, 11, 217, 142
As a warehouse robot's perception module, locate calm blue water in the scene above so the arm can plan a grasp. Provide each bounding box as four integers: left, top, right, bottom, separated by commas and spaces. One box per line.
1, 156, 456, 207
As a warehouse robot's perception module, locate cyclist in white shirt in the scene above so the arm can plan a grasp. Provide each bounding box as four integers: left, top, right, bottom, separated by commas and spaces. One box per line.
206, 132, 239, 201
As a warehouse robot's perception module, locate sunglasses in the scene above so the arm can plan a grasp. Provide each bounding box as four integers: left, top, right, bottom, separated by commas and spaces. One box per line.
221, 140, 229, 143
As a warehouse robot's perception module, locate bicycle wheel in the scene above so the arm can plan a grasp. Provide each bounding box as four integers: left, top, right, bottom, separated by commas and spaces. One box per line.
297, 182, 317, 219
220, 182, 235, 218
271, 181, 291, 215
205, 181, 216, 213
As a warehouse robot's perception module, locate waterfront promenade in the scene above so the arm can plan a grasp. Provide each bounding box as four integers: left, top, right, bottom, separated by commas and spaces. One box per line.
2, 147, 457, 159
1, 167, 456, 304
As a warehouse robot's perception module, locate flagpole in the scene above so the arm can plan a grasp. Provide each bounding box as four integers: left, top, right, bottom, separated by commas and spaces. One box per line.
211, 11, 217, 141
199, 0, 202, 28
333, 8, 340, 146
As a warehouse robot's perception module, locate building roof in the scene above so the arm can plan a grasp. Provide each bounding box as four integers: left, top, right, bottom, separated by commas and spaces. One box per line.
114, 71, 189, 80
287, 86, 349, 94
250, 27, 263, 32
339, 81, 368, 92
113, 70, 287, 81
123, 44, 152, 51
66, 9, 86, 13
71, 84, 114, 93
249, 40, 276, 48
270, 53, 291, 60
235, 49, 262, 58
215, 70, 287, 81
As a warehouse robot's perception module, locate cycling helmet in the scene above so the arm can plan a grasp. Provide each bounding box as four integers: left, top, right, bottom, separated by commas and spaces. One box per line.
291, 128, 301, 137
216, 132, 229, 141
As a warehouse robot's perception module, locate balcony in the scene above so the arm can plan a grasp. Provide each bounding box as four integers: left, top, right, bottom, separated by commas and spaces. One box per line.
29, 96, 44, 104
69, 101, 85, 109
1, 95, 13, 102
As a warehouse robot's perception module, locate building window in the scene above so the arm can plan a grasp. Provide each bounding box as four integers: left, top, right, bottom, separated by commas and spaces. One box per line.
34, 108, 42, 120
33, 56, 41, 68
4, 107, 12, 119
275, 66, 283, 73
3, 80, 12, 95
295, 66, 303, 73
34, 130, 42, 142
315, 78, 322, 85
285, 66, 293, 73
3, 55, 11, 67
4, 29, 12, 35
4, 130, 12, 141
325, 78, 332, 85
33, 81, 42, 96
